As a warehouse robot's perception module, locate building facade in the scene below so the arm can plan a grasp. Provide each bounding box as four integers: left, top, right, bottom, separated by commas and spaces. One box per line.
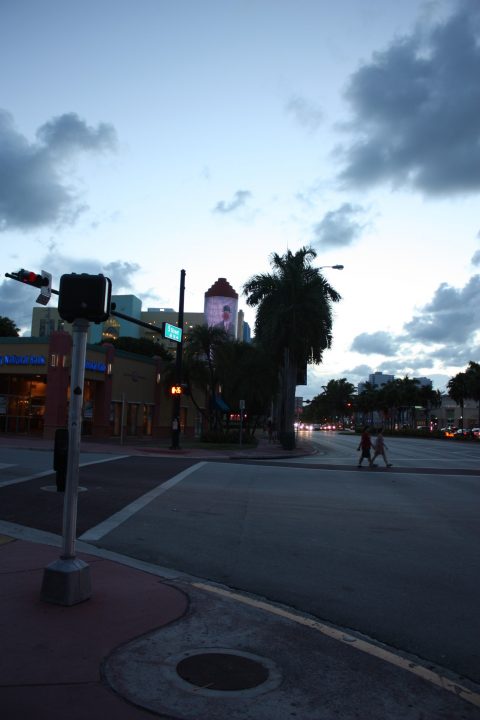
0, 334, 204, 439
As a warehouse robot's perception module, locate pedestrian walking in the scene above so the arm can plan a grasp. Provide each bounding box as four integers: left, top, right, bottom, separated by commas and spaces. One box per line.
371, 428, 392, 467
357, 426, 374, 467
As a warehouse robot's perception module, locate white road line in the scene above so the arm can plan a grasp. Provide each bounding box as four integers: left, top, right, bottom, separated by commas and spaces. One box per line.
79, 461, 207, 542
193, 582, 480, 710
0, 455, 128, 487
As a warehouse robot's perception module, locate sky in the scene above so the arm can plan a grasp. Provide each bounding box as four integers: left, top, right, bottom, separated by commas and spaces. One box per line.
1, 0, 480, 399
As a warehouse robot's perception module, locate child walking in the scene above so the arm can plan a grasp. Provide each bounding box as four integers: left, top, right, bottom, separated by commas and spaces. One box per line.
371, 428, 392, 467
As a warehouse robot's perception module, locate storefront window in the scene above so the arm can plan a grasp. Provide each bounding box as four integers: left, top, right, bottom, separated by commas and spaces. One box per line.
0, 375, 46, 434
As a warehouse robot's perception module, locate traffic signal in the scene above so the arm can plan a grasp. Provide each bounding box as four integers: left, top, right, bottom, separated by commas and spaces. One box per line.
58, 273, 112, 324
170, 383, 189, 396
13, 268, 49, 289
9, 268, 53, 305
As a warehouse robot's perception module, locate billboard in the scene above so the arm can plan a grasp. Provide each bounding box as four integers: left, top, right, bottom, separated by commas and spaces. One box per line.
204, 295, 238, 338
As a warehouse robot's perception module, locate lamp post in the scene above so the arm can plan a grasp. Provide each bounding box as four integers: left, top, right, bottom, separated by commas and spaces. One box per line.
319, 264, 344, 270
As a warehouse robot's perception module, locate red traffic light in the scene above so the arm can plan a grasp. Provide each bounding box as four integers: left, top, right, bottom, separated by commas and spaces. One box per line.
16, 269, 47, 288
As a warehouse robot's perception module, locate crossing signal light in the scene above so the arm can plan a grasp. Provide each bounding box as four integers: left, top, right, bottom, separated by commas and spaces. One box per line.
9, 268, 52, 305
58, 273, 112, 324
14, 269, 49, 288
170, 385, 182, 395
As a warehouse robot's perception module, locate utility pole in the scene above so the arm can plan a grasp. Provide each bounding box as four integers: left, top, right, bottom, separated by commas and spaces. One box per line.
171, 269, 185, 449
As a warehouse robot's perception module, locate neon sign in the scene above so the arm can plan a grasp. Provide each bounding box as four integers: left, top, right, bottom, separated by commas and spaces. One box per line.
0, 354, 46, 366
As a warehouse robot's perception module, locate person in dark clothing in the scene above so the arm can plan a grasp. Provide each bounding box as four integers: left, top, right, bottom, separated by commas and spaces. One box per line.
357, 426, 374, 467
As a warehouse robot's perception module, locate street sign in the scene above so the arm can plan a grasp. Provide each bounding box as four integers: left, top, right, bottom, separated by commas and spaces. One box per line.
162, 322, 182, 343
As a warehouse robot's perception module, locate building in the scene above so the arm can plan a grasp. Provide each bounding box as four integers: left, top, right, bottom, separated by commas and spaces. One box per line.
357, 371, 394, 393
0, 333, 205, 439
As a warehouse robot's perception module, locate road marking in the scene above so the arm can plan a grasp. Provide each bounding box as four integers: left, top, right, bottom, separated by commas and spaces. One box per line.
193, 582, 480, 710
0, 455, 128, 487
79, 462, 207, 542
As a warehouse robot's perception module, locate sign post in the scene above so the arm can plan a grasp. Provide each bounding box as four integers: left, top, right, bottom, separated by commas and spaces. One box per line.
239, 399, 245, 447
41, 273, 111, 605
41, 319, 92, 605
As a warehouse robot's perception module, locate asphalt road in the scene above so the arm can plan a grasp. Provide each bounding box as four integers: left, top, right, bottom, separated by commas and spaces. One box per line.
1, 434, 479, 687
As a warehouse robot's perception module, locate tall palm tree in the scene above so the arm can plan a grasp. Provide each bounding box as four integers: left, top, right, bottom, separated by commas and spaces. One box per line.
243, 246, 341, 448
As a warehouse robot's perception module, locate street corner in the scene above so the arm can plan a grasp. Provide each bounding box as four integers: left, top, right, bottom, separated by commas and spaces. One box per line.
102, 580, 480, 720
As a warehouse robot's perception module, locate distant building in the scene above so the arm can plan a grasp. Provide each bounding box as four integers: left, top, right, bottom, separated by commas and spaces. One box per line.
358, 371, 394, 394
358, 372, 432, 394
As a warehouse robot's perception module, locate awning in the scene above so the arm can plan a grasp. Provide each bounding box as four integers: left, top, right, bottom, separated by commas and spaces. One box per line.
213, 394, 230, 412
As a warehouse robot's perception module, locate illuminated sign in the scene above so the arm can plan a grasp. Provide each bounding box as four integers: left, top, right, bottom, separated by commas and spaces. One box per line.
0, 355, 46, 366
85, 360, 107, 372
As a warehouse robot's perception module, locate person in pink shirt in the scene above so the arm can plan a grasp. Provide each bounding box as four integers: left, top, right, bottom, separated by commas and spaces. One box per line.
371, 428, 392, 467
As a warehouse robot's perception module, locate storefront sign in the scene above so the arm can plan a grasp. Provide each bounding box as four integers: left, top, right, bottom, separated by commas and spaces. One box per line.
0, 354, 46, 366
85, 360, 107, 373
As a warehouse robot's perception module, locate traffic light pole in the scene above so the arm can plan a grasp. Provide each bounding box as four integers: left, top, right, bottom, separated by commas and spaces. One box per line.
41, 319, 92, 605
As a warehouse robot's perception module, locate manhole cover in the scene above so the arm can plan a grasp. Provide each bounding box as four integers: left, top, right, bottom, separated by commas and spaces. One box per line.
177, 651, 269, 691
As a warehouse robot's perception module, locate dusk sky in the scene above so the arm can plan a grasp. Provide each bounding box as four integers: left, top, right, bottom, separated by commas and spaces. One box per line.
1, 0, 480, 398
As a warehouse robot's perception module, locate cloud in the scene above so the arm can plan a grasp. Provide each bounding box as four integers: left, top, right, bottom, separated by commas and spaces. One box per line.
471, 250, 480, 266
286, 95, 323, 133
350, 330, 397, 356
338, 2, 480, 195
404, 275, 480, 344
213, 190, 252, 214
312, 202, 366, 248
0, 110, 117, 231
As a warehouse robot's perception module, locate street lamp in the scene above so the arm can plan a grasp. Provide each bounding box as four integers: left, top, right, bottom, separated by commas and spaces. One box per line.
319, 264, 344, 270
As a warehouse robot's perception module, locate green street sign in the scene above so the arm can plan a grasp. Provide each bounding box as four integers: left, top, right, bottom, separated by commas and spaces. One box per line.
162, 322, 182, 343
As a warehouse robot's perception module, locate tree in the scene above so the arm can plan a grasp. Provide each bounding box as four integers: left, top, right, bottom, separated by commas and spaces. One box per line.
354, 382, 379, 427
243, 246, 341, 448
215, 339, 278, 436
447, 372, 468, 429
321, 378, 356, 424
105, 336, 173, 360
0, 316, 20, 337
183, 324, 230, 430
465, 361, 480, 426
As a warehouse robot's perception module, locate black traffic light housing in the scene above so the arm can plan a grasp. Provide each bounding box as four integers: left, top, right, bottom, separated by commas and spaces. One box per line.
10, 268, 52, 305
58, 273, 112, 324
13, 269, 47, 288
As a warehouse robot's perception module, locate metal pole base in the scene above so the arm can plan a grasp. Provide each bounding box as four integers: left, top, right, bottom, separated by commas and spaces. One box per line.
41, 557, 92, 606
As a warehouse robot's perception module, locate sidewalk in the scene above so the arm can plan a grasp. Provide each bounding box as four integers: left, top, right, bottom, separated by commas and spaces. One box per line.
0, 432, 319, 460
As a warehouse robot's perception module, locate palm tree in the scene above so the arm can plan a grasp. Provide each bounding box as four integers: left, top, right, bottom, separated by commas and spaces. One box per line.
447, 372, 468, 429
243, 246, 341, 448
183, 324, 230, 430
465, 361, 480, 426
